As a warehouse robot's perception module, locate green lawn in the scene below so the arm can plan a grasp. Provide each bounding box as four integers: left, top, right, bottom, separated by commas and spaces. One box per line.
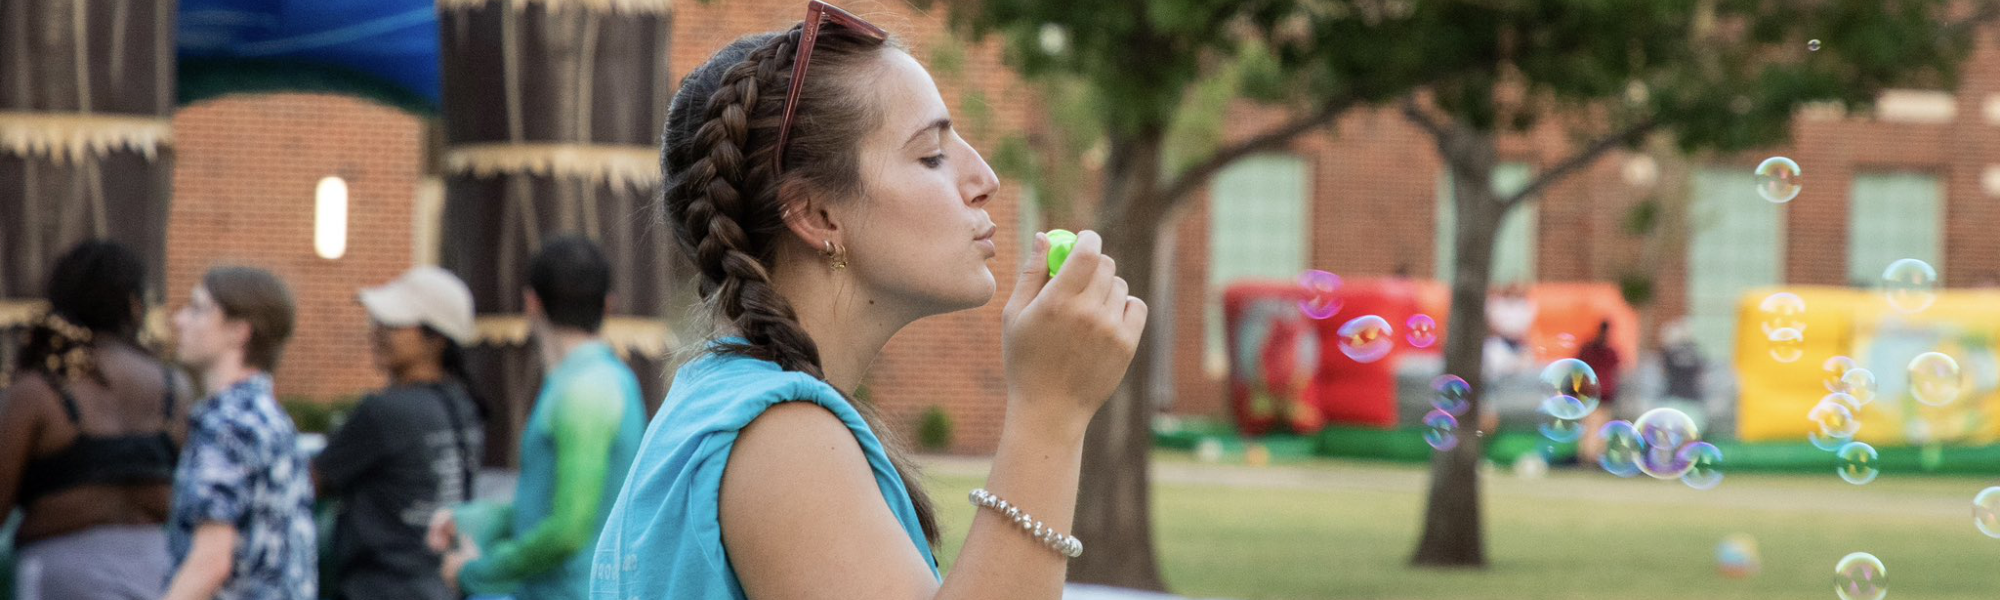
924, 453, 1998, 599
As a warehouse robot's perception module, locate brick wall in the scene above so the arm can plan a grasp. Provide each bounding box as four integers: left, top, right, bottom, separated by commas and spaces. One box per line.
167, 93, 423, 401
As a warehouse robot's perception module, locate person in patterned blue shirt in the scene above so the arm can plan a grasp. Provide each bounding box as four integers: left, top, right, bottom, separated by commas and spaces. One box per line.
163, 267, 318, 600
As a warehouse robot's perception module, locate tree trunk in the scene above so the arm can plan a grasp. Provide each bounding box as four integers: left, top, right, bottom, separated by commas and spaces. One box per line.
437, 0, 677, 467
0, 0, 175, 309
1068, 127, 1171, 591
1410, 125, 1503, 568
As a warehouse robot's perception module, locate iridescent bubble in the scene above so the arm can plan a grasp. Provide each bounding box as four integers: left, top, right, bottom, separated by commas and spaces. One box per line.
1833, 552, 1888, 600
1809, 428, 1853, 452
1975, 487, 2000, 539
1423, 409, 1459, 451
1599, 420, 1644, 478
1542, 393, 1592, 423
1678, 442, 1725, 490
1837, 442, 1880, 485
1908, 351, 1962, 407
1841, 368, 1879, 406
1882, 258, 1938, 314
1539, 359, 1600, 417
1635, 408, 1701, 479
1767, 327, 1804, 363
1297, 270, 1343, 319
1810, 396, 1862, 439
1538, 401, 1584, 444
1755, 156, 1803, 203
1823, 356, 1858, 393
1405, 314, 1439, 348
1336, 315, 1394, 363
1808, 39, 1822, 51
1759, 292, 1808, 337
1431, 375, 1472, 416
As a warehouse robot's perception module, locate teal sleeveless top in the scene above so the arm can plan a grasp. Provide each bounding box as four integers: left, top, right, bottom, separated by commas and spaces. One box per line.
589, 339, 940, 599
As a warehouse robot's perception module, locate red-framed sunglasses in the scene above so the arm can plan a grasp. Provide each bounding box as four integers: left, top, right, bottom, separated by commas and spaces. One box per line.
774, 0, 889, 172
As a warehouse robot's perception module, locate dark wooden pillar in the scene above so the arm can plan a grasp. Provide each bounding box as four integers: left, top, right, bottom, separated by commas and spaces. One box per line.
437, 0, 679, 467
0, 0, 177, 376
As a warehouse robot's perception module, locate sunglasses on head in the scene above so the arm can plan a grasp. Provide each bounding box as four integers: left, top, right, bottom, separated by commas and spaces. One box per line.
774, 0, 889, 173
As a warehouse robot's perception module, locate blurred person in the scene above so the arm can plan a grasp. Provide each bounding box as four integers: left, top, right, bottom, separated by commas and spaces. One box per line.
1478, 286, 1538, 434
313, 267, 484, 600
588, 3, 1147, 598
1576, 320, 1624, 464
428, 237, 644, 599
163, 267, 316, 600
1659, 319, 1706, 406
0, 241, 191, 600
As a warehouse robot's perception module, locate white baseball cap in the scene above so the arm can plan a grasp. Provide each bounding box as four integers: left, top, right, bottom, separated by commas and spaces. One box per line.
359, 266, 477, 345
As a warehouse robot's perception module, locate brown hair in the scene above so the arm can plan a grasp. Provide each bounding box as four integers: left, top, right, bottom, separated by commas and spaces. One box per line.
662, 26, 938, 544
202, 266, 296, 373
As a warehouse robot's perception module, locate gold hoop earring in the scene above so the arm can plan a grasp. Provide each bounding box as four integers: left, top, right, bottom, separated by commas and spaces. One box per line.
823, 239, 847, 271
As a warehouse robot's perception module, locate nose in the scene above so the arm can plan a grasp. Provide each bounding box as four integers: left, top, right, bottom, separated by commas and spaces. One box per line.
957, 135, 1000, 208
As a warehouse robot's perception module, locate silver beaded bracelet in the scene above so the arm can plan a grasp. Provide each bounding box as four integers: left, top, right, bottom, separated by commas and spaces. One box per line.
968, 488, 1084, 558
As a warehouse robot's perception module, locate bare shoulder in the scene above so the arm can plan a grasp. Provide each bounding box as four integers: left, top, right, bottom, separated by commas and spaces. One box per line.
721, 401, 936, 600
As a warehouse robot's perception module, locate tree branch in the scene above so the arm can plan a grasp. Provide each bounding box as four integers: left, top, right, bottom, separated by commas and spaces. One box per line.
1500, 118, 1658, 207
1155, 95, 1356, 206
1399, 94, 1449, 139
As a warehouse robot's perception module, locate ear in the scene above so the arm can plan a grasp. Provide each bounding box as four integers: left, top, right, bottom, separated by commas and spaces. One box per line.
603, 293, 618, 316
776, 180, 842, 251
226, 319, 255, 352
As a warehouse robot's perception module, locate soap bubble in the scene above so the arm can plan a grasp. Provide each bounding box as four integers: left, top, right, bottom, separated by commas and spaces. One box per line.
1968, 488, 2000, 540
1808, 39, 1822, 51
1840, 368, 1878, 406
1823, 356, 1858, 392
1833, 552, 1887, 600
1755, 157, 1803, 203
1759, 292, 1807, 337
1678, 442, 1725, 490
1974, 487, 2000, 539
1336, 315, 1394, 363
1431, 375, 1472, 416
1908, 352, 1962, 407
1635, 408, 1700, 479
1405, 314, 1439, 348
1810, 396, 1862, 439
1539, 359, 1600, 417
1881, 258, 1938, 314
1836, 442, 1880, 485
1297, 270, 1343, 319
1767, 327, 1805, 363
1598, 420, 1644, 478
1423, 409, 1459, 451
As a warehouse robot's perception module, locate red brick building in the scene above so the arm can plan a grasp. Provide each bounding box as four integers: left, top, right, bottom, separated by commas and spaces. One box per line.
164, 4, 2000, 453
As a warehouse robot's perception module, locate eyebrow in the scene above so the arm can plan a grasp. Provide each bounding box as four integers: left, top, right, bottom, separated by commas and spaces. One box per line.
905, 118, 951, 147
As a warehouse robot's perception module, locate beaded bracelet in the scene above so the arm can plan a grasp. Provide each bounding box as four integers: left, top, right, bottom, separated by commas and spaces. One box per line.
968, 488, 1083, 558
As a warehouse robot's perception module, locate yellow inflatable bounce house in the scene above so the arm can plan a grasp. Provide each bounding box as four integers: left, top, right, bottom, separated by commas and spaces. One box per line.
1734, 286, 2000, 446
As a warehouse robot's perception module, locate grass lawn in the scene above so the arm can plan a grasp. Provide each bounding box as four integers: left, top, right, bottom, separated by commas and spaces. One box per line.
923, 453, 1998, 599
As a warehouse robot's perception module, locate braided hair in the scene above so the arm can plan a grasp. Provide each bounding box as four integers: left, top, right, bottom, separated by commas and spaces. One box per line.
8, 240, 148, 386
663, 27, 939, 544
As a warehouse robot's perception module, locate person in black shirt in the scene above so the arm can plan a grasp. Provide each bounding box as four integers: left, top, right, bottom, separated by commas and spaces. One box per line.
312, 267, 485, 600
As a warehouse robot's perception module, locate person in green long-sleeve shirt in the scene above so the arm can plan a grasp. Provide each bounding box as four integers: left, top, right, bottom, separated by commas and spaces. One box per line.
428, 237, 645, 600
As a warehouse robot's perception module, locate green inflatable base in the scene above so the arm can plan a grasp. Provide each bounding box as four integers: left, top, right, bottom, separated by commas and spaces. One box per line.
1158, 423, 2000, 475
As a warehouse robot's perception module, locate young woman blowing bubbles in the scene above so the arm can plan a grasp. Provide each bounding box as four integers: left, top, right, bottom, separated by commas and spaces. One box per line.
590, 2, 1148, 598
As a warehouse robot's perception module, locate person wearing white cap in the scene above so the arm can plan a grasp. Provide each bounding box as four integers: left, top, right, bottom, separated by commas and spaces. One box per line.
312, 266, 485, 600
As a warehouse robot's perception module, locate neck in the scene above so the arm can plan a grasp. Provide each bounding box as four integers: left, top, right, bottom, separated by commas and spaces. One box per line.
767, 256, 922, 396
393, 362, 447, 386
537, 326, 601, 370
202, 358, 258, 397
